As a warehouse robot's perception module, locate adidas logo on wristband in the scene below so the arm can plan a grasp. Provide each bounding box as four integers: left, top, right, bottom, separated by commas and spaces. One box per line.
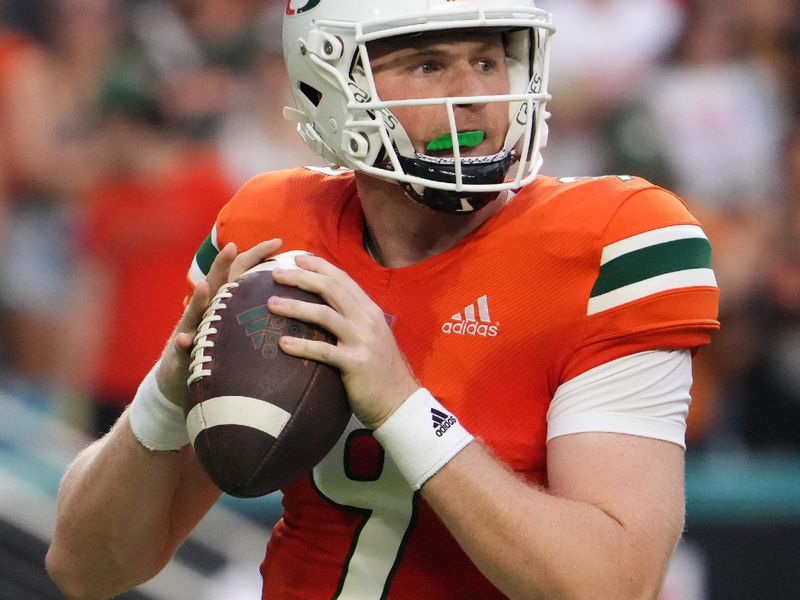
431, 408, 458, 437
374, 388, 474, 490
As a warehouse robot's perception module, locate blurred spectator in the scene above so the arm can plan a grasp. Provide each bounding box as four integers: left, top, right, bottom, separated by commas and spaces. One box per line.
736, 0, 800, 114
130, 0, 265, 139
636, 1, 788, 211
0, 0, 301, 397
216, 47, 320, 184
0, 28, 32, 262
57, 63, 234, 436
732, 122, 800, 451
537, 0, 685, 177
0, 23, 50, 195
128, 0, 315, 185
787, 121, 800, 234
1, 0, 125, 199
0, 1, 120, 392
741, 240, 800, 451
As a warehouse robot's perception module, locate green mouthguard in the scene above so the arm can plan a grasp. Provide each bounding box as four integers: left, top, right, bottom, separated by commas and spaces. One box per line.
426, 130, 485, 152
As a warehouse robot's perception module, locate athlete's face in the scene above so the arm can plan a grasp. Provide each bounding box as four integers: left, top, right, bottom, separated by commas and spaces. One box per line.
368, 31, 511, 158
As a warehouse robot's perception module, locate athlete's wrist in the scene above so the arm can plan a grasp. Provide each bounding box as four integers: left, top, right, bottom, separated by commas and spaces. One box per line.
373, 388, 473, 490
129, 361, 189, 452
359, 381, 421, 430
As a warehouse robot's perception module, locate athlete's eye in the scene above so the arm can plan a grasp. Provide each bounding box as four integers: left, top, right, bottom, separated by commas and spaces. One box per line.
475, 59, 494, 73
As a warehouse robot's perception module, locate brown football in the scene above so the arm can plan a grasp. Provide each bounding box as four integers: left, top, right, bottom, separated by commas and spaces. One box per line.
185, 253, 350, 497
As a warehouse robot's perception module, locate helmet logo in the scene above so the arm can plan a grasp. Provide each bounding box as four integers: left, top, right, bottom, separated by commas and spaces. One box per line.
348, 82, 371, 103
515, 102, 529, 126
515, 74, 543, 125
286, 0, 321, 15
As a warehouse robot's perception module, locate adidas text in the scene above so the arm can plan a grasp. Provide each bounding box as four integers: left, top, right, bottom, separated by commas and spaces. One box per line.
441, 321, 499, 337
442, 294, 499, 337
431, 408, 457, 437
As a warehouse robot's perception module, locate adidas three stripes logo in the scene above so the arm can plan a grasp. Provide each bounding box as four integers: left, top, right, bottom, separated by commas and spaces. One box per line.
431, 408, 457, 437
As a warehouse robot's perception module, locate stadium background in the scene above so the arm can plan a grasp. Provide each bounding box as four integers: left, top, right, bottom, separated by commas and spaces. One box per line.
0, 1, 798, 598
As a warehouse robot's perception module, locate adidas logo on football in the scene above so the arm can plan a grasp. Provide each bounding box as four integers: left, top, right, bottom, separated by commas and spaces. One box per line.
237, 305, 285, 359
431, 408, 458, 438
441, 295, 499, 337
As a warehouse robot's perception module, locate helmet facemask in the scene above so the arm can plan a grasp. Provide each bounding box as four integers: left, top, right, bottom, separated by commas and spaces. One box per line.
283, 2, 555, 213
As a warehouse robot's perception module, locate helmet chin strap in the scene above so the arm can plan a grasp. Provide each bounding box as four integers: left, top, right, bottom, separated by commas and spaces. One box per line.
395, 150, 514, 213
377, 108, 515, 213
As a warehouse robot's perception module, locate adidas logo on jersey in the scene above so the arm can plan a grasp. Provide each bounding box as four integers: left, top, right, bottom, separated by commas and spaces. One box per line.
431, 408, 457, 437
441, 295, 499, 337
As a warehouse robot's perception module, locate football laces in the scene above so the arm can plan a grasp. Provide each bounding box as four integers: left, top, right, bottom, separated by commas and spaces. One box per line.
187, 282, 239, 386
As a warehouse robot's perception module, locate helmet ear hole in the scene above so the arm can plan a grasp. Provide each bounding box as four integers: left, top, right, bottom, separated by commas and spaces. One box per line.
306, 30, 343, 61
343, 132, 369, 158
299, 82, 322, 107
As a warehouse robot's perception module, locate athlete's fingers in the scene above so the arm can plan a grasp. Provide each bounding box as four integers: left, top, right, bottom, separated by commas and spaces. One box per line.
272, 256, 369, 316
267, 295, 351, 344
175, 278, 212, 350
294, 252, 344, 276
203, 238, 284, 295
272, 267, 356, 317
155, 277, 212, 405
203, 242, 239, 296
293, 254, 362, 300
229, 238, 284, 282
174, 277, 215, 355
278, 335, 340, 369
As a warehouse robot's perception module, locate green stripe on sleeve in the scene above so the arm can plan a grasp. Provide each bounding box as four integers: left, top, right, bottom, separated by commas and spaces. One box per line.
195, 231, 219, 277
590, 237, 712, 297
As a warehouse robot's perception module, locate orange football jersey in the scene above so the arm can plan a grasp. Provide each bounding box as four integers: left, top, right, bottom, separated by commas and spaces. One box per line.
187, 167, 719, 599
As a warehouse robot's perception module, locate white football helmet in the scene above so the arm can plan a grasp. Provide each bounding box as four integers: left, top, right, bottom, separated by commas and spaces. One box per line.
282, 0, 555, 213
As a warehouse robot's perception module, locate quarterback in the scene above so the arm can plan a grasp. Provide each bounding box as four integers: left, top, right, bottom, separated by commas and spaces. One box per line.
47, 1, 719, 599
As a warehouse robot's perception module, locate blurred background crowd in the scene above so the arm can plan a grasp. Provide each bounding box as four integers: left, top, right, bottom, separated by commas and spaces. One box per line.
0, 0, 318, 440
0, 0, 798, 598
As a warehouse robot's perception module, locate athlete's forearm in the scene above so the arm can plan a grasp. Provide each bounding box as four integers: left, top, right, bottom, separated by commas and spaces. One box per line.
422, 442, 676, 600
46, 411, 218, 600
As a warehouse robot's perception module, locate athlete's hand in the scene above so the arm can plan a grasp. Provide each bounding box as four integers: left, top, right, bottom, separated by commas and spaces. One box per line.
156, 239, 284, 406
268, 254, 419, 429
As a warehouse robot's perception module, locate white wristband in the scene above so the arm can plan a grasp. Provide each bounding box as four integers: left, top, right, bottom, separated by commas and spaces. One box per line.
129, 362, 189, 451
373, 388, 473, 490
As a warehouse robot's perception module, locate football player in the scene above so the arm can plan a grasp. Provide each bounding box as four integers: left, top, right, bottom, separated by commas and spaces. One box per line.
47, 1, 719, 599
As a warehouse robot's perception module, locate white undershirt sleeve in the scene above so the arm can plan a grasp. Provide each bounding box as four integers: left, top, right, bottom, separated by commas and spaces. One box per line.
546, 349, 693, 449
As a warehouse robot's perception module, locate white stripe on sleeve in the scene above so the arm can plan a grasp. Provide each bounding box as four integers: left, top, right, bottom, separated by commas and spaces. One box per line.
547, 349, 693, 449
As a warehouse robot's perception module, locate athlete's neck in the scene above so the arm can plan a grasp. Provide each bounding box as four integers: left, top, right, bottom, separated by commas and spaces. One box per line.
355, 172, 506, 268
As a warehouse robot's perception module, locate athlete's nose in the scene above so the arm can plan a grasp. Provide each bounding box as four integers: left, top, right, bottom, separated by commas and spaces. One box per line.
447, 63, 490, 110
